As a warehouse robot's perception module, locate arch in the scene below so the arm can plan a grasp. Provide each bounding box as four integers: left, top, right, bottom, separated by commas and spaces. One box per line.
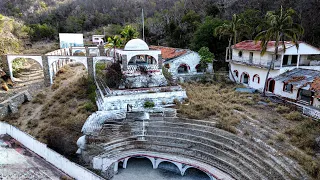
267, 78, 275, 93
182, 167, 212, 180
93, 57, 114, 79
7, 55, 43, 81
128, 55, 158, 65
252, 74, 260, 83
123, 156, 156, 169
155, 159, 183, 174
195, 64, 204, 73
177, 63, 190, 74
240, 72, 250, 84
233, 70, 239, 77
126, 53, 159, 66
48, 56, 88, 84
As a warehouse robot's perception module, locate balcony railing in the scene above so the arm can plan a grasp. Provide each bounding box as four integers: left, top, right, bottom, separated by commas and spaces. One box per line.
125, 64, 159, 74
229, 57, 281, 69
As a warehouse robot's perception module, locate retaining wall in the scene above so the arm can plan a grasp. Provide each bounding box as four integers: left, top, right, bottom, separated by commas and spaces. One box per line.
0, 91, 32, 119
0, 122, 105, 180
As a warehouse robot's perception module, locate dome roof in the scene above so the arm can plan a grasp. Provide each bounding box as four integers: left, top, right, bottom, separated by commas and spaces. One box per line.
124, 39, 149, 51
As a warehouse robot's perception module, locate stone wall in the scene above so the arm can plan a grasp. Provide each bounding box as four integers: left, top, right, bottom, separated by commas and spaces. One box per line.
0, 91, 32, 119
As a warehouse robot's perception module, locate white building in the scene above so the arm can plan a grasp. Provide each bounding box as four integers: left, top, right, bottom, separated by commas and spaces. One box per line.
92, 35, 105, 45
149, 46, 213, 76
228, 40, 320, 107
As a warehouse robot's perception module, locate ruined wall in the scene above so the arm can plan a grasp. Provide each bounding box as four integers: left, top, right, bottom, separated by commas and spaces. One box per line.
0, 91, 32, 119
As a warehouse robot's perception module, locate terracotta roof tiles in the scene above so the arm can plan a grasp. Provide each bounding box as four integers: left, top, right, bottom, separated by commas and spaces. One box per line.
233, 40, 296, 52
149, 46, 188, 60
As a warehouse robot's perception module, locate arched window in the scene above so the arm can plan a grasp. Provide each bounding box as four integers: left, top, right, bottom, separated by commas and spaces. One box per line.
253, 74, 260, 83
178, 63, 190, 74
241, 72, 250, 84
195, 64, 203, 73
283, 83, 293, 92
164, 63, 170, 69
233, 70, 239, 77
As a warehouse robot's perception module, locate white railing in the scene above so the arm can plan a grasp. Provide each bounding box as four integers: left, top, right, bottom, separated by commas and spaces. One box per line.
230, 57, 281, 68
144, 64, 158, 71
0, 122, 105, 180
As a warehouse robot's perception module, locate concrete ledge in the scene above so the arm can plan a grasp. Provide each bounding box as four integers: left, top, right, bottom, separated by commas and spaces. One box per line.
0, 91, 32, 119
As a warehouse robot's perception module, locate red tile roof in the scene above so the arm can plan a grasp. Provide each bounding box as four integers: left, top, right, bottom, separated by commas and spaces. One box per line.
233, 40, 295, 51
149, 46, 188, 60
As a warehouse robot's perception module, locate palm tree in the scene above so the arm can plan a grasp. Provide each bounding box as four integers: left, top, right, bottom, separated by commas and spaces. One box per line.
215, 14, 247, 82
106, 35, 123, 61
255, 6, 304, 96
121, 25, 139, 44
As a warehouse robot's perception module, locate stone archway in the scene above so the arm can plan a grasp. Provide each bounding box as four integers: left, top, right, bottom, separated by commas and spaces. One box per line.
47, 56, 88, 84
6, 55, 43, 81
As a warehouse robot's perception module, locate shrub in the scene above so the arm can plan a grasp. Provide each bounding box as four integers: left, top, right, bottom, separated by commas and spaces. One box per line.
162, 66, 174, 85
144, 101, 155, 108
287, 150, 320, 178
275, 105, 290, 114
32, 93, 46, 104
80, 102, 95, 112
285, 111, 304, 121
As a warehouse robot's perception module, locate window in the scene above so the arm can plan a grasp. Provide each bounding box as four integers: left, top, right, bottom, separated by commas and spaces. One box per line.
242, 72, 249, 84
249, 52, 253, 63
291, 55, 298, 65
178, 64, 189, 74
238, 51, 243, 57
283, 55, 289, 65
164, 63, 170, 69
283, 83, 293, 92
253, 74, 260, 84
233, 70, 238, 77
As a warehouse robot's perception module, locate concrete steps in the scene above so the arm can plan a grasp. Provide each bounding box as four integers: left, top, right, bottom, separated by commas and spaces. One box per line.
93, 117, 303, 179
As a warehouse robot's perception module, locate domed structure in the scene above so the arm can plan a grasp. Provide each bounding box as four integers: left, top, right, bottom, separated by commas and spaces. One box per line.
124, 39, 149, 51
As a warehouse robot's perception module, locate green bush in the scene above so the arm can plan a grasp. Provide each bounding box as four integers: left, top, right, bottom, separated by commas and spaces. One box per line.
275, 105, 290, 114
285, 111, 304, 121
144, 101, 155, 108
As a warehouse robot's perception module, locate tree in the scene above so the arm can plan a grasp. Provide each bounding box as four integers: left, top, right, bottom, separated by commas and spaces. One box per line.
120, 25, 139, 44
255, 6, 304, 96
106, 35, 123, 60
214, 14, 247, 81
198, 47, 214, 72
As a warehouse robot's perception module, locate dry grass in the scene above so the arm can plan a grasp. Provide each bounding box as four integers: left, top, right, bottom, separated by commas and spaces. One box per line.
178, 82, 258, 133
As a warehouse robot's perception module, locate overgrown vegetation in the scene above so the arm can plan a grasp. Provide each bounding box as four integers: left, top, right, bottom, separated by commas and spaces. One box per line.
144, 101, 155, 108
178, 81, 256, 134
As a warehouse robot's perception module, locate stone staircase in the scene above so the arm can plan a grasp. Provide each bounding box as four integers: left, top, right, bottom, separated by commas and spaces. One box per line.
89, 112, 307, 180
13, 69, 44, 90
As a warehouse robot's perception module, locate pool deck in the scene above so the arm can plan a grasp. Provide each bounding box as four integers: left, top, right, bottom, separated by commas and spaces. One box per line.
0, 134, 69, 180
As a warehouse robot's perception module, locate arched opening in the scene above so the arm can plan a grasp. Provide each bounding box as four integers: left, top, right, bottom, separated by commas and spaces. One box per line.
184, 167, 211, 180
73, 50, 86, 56
157, 161, 181, 174
50, 59, 86, 87
253, 74, 260, 84
233, 70, 239, 77
11, 58, 44, 87
178, 63, 190, 74
196, 64, 204, 73
267, 78, 275, 93
114, 157, 154, 179
241, 72, 250, 84
128, 55, 157, 65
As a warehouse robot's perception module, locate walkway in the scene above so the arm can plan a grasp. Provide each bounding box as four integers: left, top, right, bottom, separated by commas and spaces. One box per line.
0, 135, 68, 180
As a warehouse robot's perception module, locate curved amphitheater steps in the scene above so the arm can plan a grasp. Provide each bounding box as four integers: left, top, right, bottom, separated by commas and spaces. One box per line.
90, 116, 306, 180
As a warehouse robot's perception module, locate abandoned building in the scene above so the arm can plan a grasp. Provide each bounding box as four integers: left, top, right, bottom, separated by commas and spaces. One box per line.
228, 40, 320, 108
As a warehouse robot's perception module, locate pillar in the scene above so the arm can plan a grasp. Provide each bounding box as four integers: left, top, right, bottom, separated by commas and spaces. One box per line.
69, 47, 73, 56
122, 55, 128, 71
42, 56, 51, 86
158, 54, 163, 69
1, 55, 9, 74
297, 54, 301, 69
85, 47, 90, 56
87, 57, 94, 79
99, 45, 105, 56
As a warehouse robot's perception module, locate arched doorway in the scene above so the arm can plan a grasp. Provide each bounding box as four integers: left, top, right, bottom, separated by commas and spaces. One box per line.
267, 78, 275, 93
157, 161, 181, 174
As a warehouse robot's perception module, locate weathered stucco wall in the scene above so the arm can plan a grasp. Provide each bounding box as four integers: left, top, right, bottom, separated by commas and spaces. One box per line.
0, 91, 32, 119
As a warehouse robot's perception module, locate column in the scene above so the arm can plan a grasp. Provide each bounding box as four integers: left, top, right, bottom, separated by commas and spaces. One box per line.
99, 45, 105, 56
158, 54, 163, 69
85, 47, 90, 56
41, 56, 51, 86
297, 54, 301, 69
1, 55, 9, 74
122, 55, 128, 71
87, 57, 94, 79
69, 47, 73, 56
